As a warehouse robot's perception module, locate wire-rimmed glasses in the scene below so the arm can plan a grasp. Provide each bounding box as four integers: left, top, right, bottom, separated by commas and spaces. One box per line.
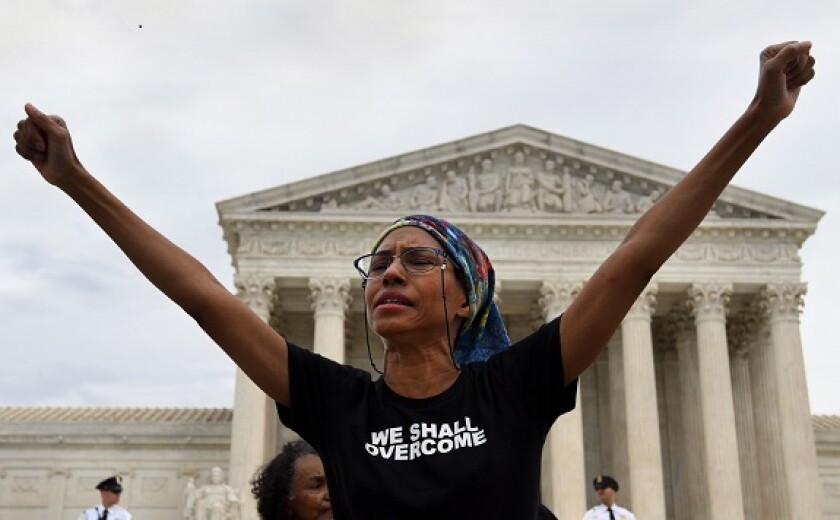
353, 247, 448, 281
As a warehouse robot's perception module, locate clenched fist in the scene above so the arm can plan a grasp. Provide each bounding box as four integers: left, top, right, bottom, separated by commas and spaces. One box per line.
14, 103, 83, 187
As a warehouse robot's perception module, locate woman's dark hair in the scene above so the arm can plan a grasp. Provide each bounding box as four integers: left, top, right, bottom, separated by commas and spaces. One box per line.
251, 439, 318, 520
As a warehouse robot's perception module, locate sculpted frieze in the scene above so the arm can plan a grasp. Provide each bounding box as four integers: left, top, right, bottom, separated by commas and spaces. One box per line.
298, 240, 329, 256
237, 236, 366, 259
234, 231, 801, 270
336, 238, 370, 256
711, 243, 745, 262
331, 150, 673, 216
674, 243, 799, 265
260, 146, 781, 220
480, 241, 616, 261
259, 238, 292, 255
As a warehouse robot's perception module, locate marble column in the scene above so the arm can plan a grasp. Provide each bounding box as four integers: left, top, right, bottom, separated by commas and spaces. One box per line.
658, 321, 686, 520
672, 307, 708, 520
747, 305, 789, 517
607, 333, 628, 503
621, 284, 666, 519
726, 312, 761, 519
309, 277, 352, 363
595, 355, 614, 480
539, 280, 586, 520
230, 272, 279, 520
687, 283, 744, 519
760, 283, 823, 518
580, 365, 602, 496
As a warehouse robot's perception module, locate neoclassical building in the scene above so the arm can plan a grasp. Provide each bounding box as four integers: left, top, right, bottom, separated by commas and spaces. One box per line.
2, 125, 839, 519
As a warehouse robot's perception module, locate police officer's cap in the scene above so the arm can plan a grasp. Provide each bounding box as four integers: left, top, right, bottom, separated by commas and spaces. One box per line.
592, 474, 619, 491
95, 476, 123, 494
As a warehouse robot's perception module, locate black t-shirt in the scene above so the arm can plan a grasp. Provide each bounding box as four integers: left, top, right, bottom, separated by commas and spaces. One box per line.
277, 317, 577, 519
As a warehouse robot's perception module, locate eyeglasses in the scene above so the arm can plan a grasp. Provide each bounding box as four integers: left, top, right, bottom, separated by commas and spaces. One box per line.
353, 247, 448, 280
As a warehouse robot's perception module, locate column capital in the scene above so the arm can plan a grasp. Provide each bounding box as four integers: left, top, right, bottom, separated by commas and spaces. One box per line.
234, 272, 276, 315
538, 279, 584, 321
625, 283, 658, 320
726, 309, 763, 358
653, 318, 678, 355
687, 282, 732, 322
309, 276, 352, 316
666, 304, 694, 335
759, 282, 807, 322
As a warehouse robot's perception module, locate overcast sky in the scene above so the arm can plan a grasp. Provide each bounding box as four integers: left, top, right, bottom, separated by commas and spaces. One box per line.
1, 1, 838, 414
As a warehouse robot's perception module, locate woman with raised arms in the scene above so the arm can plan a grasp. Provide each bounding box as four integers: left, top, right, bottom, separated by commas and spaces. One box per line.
13, 41, 815, 519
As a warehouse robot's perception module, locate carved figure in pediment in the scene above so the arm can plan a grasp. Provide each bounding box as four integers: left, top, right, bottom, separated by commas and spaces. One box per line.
439, 170, 469, 212
602, 179, 634, 214
468, 158, 503, 212
535, 160, 565, 212
574, 173, 602, 213
320, 196, 338, 211
353, 184, 405, 211
635, 188, 661, 212
409, 176, 440, 210
504, 151, 536, 211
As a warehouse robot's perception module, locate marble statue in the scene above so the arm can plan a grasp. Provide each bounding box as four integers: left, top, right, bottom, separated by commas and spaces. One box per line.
439, 170, 469, 212
535, 160, 565, 212
468, 158, 503, 212
183, 467, 240, 520
602, 179, 634, 214
504, 151, 536, 211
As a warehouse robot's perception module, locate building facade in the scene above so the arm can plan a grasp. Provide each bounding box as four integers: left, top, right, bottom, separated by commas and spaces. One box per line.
1, 407, 838, 519
1, 125, 837, 519
216, 124, 829, 519
0, 408, 231, 520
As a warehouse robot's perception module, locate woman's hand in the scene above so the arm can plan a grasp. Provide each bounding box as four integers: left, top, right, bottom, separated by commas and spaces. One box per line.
13, 103, 84, 187
752, 41, 816, 122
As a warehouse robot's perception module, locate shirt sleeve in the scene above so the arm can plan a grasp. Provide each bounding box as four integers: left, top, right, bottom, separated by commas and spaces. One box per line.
275, 342, 371, 449
483, 315, 578, 436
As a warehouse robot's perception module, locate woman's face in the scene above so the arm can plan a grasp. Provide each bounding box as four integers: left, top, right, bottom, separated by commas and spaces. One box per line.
289, 454, 332, 520
364, 227, 469, 343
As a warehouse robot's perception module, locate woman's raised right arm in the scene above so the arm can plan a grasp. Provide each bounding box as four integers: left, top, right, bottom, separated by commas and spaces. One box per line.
13, 103, 292, 406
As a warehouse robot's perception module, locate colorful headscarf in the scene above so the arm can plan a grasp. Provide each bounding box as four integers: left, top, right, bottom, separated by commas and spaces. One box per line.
370, 214, 510, 364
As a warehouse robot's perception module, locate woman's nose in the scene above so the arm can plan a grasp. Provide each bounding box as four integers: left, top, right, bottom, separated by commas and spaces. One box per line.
381, 256, 407, 284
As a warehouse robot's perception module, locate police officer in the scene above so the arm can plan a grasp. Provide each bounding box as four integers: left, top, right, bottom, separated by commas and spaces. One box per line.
582, 475, 635, 520
78, 476, 132, 520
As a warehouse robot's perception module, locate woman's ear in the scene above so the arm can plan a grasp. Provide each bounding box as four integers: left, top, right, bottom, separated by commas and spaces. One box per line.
456, 301, 470, 319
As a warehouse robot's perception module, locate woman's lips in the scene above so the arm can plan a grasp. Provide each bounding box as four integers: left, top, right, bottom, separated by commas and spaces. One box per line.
374, 291, 413, 308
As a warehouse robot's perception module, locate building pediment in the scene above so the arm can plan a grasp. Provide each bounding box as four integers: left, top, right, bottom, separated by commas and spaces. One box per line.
217, 124, 823, 226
